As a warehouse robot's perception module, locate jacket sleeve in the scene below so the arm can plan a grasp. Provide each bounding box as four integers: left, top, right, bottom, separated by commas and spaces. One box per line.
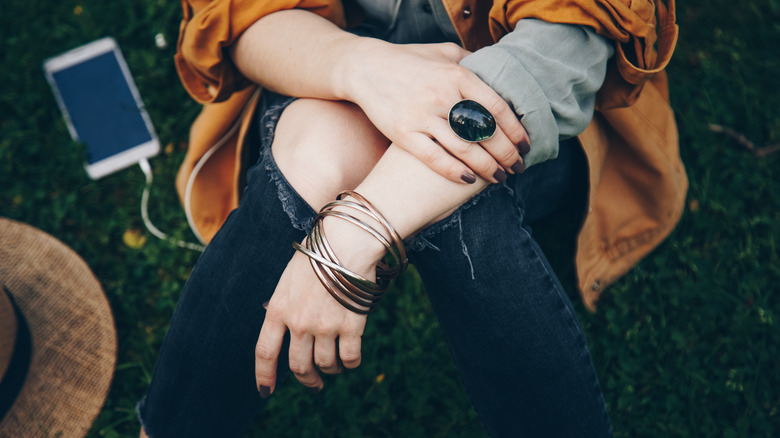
175, 0, 347, 104
460, 19, 613, 168
487, 0, 678, 109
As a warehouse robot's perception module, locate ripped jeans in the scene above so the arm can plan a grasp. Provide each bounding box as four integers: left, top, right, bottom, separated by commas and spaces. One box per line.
137, 95, 613, 437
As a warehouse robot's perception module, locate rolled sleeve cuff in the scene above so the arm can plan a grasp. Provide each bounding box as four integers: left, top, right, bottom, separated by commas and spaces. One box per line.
460, 46, 559, 168
459, 20, 613, 169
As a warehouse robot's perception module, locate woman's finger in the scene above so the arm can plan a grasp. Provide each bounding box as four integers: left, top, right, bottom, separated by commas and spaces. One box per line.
429, 118, 510, 183
338, 333, 362, 369
254, 314, 287, 397
287, 331, 323, 389
459, 74, 528, 146
479, 125, 527, 175
400, 132, 479, 184
314, 335, 342, 375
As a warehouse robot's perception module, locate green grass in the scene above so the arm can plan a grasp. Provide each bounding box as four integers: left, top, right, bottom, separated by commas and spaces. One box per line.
1, 1, 779, 437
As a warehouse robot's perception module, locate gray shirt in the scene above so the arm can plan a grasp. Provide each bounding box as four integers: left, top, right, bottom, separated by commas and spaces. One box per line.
353, 0, 614, 167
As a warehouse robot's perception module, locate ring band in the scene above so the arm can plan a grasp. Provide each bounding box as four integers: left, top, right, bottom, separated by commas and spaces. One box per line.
448, 99, 496, 143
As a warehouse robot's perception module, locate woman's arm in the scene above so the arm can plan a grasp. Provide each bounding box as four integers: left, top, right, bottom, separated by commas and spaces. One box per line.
256, 140, 490, 395
229, 9, 529, 184
234, 9, 526, 395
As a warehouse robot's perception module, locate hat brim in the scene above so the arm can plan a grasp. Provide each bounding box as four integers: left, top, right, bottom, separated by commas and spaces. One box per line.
0, 218, 117, 437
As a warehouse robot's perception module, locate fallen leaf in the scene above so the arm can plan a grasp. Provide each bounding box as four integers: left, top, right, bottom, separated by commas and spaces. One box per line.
123, 228, 147, 249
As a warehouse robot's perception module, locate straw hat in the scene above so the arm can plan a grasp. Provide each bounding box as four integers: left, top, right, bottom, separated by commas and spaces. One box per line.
0, 217, 117, 437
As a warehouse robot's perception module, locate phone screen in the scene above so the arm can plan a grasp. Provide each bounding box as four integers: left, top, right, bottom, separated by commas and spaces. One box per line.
49, 50, 154, 165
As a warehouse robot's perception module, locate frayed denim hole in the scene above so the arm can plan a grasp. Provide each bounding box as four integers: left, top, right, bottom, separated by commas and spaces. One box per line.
252, 94, 316, 233
261, 142, 316, 233
243, 94, 297, 174
405, 182, 513, 252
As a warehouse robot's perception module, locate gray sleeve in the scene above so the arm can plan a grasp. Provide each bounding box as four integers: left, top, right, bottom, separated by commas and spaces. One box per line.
459, 19, 614, 168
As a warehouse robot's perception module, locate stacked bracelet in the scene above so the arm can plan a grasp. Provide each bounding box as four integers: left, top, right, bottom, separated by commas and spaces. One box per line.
293, 190, 408, 314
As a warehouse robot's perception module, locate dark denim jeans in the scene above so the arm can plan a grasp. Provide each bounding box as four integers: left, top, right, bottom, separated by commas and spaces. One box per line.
137, 99, 612, 437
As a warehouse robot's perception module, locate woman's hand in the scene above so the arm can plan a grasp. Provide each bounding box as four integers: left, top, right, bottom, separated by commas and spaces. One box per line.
255, 219, 385, 396
255, 251, 369, 394
338, 40, 530, 184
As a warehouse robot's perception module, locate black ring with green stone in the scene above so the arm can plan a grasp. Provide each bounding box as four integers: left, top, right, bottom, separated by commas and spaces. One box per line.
448, 99, 497, 143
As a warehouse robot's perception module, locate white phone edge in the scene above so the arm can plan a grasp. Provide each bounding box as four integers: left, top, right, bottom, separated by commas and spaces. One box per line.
43, 37, 160, 180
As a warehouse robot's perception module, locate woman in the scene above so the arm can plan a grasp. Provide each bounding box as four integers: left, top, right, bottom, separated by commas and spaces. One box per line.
137, 0, 685, 436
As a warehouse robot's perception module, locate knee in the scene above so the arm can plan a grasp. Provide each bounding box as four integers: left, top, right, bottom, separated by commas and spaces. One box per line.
271, 99, 389, 210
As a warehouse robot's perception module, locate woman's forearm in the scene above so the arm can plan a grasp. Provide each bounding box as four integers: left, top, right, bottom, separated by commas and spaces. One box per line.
323, 144, 490, 273
229, 9, 361, 100
359, 145, 489, 237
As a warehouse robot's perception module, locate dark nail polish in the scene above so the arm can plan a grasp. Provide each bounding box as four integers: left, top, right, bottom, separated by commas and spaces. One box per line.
309, 386, 322, 394
259, 385, 271, 399
461, 171, 477, 184
493, 168, 507, 183
517, 139, 530, 154
511, 160, 526, 174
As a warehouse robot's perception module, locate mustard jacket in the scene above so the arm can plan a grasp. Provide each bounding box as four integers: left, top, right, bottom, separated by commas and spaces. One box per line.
173, 0, 687, 311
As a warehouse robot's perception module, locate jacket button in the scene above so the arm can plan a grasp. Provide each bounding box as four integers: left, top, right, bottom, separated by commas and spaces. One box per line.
462, 6, 472, 18
422, 2, 432, 13
591, 280, 601, 292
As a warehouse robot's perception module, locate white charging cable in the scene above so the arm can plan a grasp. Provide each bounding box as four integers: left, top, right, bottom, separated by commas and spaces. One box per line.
138, 158, 206, 252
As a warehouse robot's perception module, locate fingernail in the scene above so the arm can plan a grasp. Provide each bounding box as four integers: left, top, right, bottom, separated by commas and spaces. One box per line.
259, 385, 271, 399
511, 160, 526, 174
517, 139, 530, 154
493, 168, 507, 183
461, 171, 477, 184
262, 300, 269, 310
309, 386, 322, 394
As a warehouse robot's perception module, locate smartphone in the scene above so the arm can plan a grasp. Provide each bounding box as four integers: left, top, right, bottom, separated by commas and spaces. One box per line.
44, 37, 159, 179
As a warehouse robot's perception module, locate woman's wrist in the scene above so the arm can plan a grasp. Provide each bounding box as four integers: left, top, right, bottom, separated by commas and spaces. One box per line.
355, 145, 489, 237
326, 33, 370, 101
333, 37, 389, 104
319, 212, 389, 277
298, 193, 405, 315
